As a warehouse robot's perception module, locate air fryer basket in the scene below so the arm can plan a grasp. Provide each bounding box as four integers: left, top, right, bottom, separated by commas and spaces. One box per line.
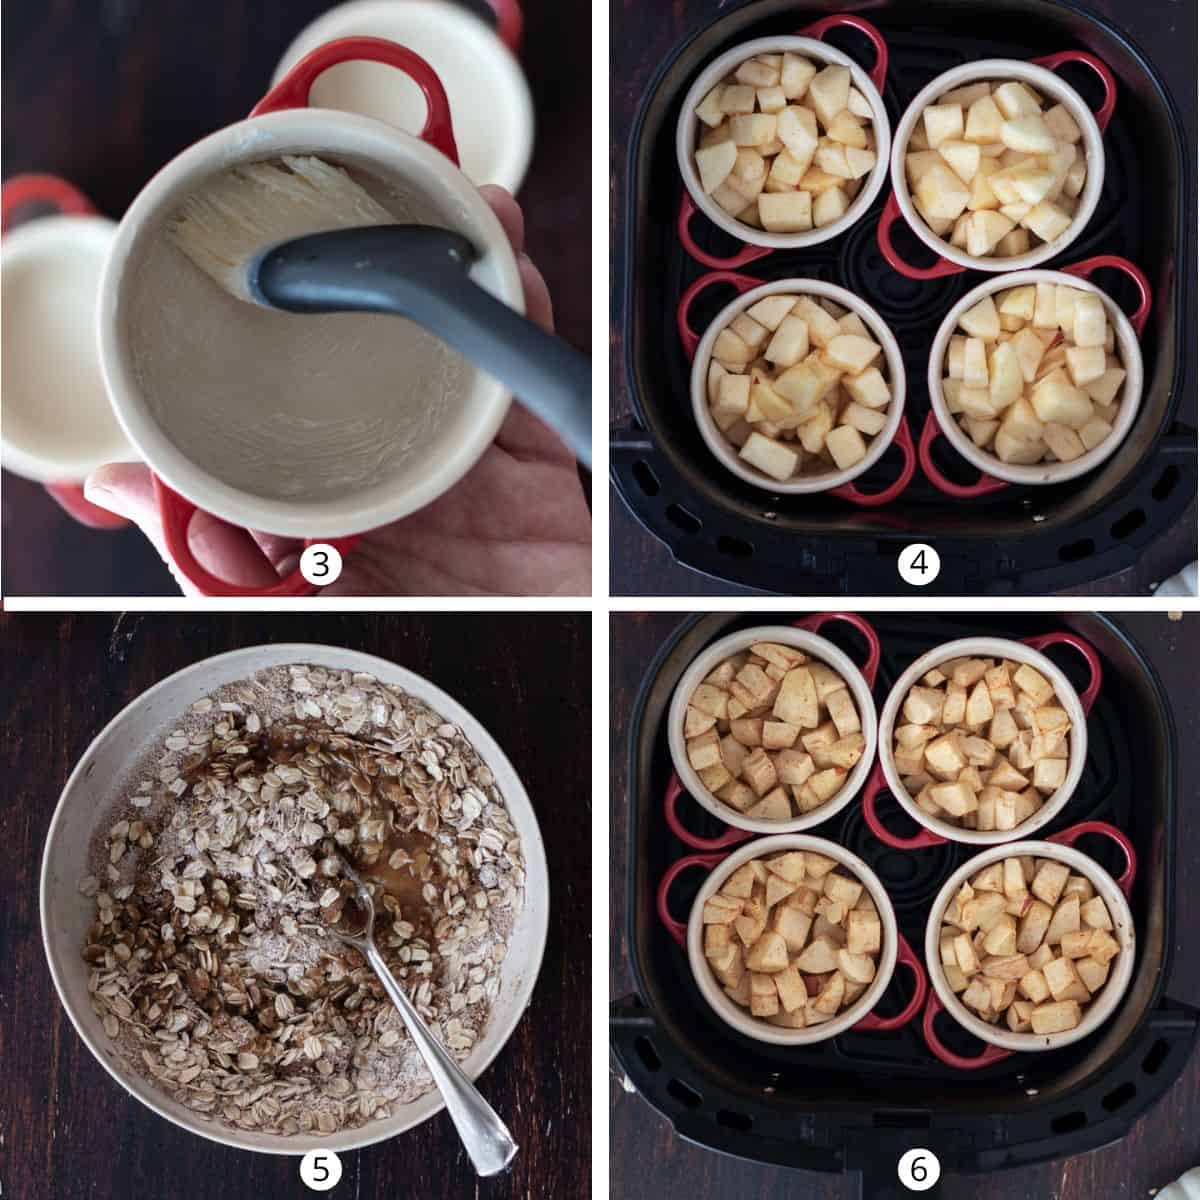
610, 613, 1197, 1188
612, 0, 1196, 594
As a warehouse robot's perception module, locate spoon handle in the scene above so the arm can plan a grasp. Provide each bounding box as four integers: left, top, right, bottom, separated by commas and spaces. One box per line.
257, 229, 592, 468
421, 273, 593, 468
363, 941, 518, 1176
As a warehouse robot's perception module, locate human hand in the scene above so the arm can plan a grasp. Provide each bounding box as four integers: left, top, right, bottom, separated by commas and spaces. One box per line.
82, 186, 591, 597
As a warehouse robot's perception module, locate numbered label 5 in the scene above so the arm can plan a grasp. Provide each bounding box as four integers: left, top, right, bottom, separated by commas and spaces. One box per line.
300, 1149, 343, 1191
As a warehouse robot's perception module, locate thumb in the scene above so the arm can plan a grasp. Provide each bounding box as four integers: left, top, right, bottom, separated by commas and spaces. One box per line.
84, 464, 286, 595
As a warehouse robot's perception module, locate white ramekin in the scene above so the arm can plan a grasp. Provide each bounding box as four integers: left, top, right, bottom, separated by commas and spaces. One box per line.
272, 0, 534, 193
98, 105, 522, 540
690, 279, 906, 493
686, 834, 900, 1045
927, 268, 1144, 485
668, 624, 878, 834
890, 59, 1105, 272
877, 637, 1087, 845
2, 213, 136, 483
41, 644, 549, 1155
924, 838, 1135, 1053
677, 35, 891, 250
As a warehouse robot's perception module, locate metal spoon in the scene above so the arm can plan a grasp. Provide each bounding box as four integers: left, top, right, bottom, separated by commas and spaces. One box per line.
326, 861, 518, 1175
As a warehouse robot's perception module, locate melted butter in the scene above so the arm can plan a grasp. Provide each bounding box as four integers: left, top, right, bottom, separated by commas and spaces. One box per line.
359, 828, 435, 932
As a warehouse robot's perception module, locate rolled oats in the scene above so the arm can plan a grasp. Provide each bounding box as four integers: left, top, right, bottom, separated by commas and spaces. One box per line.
79, 664, 524, 1136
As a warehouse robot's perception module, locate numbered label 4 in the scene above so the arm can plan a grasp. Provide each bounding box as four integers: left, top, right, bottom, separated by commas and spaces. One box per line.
899, 543, 941, 587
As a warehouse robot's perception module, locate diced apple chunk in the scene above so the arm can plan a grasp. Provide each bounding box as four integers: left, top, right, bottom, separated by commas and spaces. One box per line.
695, 141, 737, 194
825, 425, 867, 470
739, 431, 799, 481
758, 191, 813, 233
812, 186, 849, 228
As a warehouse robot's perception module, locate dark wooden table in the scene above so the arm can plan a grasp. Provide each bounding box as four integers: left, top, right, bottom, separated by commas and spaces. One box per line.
1, 0, 590, 596
0, 612, 590, 1200
608, 0, 1198, 597
609, 611, 1200, 1199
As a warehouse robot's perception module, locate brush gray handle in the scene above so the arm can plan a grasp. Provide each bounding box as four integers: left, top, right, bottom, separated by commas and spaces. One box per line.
388, 273, 592, 467
256, 227, 591, 466
363, 940, 518, 1176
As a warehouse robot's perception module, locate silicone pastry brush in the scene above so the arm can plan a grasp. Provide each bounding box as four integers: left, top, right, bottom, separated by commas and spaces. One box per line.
169, 156, 591, 466
322, 857, 519, 1176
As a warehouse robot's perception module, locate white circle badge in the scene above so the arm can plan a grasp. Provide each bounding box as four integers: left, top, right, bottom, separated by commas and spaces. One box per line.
300, 543, 344, 587
300, 1149, 344, 1191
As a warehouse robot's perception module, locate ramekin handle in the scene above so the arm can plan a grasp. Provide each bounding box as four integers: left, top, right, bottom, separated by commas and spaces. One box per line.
918, 411, 1010, 498
656, 852, 727, 948
676, 269, 764, 359
677, 193, 774, 271
861, 761, 947, 850
664, 773, 755, 851
830, 415, 917, 508
798, 14, 889, 94
792, 612, 881, 688
1, 173, 95, 232
1046, 820, 1137, 898
483, 0, 523, 54
877, 192, 966, 281
1061, 255, 1152, 339
855, 931, 928, 1031
154, 475, 360, 597
1030, 51, 1117, 134
1021, 631, 1103, 714
922, 991, 1014, 1069
1, 177, 133, 531
252, 38, 459, 165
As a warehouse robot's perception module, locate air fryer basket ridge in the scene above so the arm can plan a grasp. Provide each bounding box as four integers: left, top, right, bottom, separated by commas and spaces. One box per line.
610, 612, 1197, 1180
612, 0, 1196, 594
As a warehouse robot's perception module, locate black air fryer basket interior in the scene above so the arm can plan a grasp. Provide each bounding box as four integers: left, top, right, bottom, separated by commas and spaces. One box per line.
612, 0, 1197, 594
610, 613, 1197, 1189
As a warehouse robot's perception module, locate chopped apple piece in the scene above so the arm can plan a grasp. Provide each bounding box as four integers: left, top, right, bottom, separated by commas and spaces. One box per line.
758, 191, 813, 234
993, 82, 1042, 119
823, 333, 881, 374
781, 53, 817, 99
1001, 115, 1057, 155
812, 185, 849, 228
747, 294, 800, 332
844, 367, 891, 409
739, 431, 799, 481
967, 210, 1015, 257
1044, 103, 1081, 143
808, 65, 852, 126
764, 314, 811, 367
695, 141, 737, 194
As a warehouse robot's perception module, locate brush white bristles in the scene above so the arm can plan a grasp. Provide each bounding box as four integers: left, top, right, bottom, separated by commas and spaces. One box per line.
167, 155, 395, 303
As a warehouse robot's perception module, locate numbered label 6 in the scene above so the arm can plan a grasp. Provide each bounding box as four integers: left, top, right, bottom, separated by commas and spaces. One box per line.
897, 1147, 941, 1190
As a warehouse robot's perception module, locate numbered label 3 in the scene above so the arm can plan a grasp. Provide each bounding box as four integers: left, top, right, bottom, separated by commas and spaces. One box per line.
300, 543, 344, 587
